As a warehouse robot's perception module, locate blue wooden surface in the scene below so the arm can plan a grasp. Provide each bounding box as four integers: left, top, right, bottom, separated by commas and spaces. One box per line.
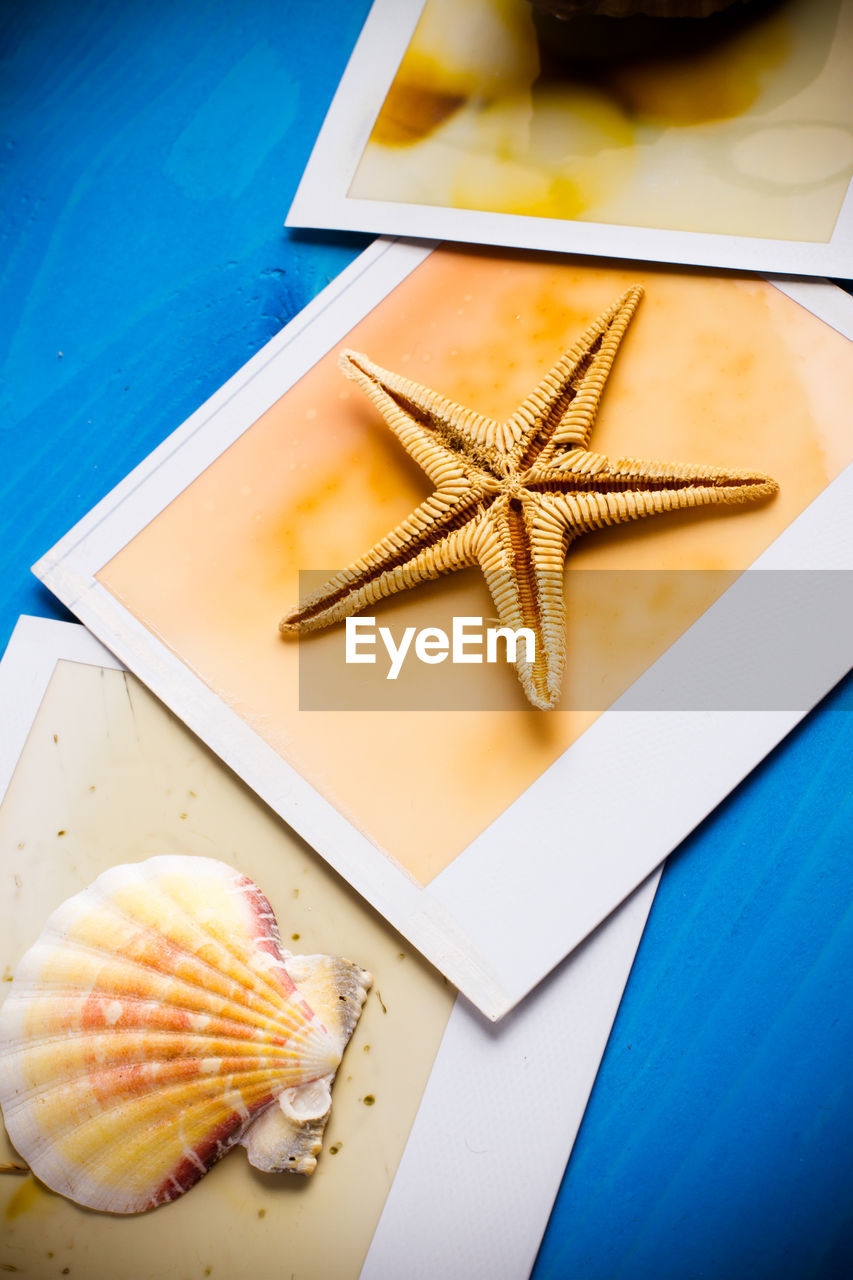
1, 3, 851, 1277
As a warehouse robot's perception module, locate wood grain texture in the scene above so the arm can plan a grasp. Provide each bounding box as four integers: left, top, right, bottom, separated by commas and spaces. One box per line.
0, 0, 370, 646
1, 1, 851, 1276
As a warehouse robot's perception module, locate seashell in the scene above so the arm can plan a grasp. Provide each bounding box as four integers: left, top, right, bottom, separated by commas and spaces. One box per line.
0, 856, 372, 1214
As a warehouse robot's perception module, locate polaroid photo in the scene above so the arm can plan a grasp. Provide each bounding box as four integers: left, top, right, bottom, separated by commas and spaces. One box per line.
0, 616, 658, 1279
34, 238, 853, 1017
287, 0, 853, 276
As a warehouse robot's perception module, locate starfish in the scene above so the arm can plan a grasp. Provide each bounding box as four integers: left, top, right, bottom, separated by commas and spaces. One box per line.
280, 287, 777, 709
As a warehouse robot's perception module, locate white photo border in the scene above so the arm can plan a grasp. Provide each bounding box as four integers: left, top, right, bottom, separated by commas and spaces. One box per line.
287, 0, 853, 278
33, 239, 853, 1017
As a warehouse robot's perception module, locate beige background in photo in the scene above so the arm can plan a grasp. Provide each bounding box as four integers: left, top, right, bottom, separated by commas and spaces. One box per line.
350, 0, 853, 242
0, 660, 454, 1280
98, 247, 853, 883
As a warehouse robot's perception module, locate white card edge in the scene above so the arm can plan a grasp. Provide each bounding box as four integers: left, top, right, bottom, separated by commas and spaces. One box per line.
361, 869, 661, 1280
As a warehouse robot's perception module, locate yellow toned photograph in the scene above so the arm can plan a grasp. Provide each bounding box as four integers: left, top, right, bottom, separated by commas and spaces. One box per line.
0, 658, 454, 1280
349, 0, 853, 243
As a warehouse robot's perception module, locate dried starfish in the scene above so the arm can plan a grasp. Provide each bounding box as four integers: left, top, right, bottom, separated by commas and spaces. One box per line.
280, 287, 777, 709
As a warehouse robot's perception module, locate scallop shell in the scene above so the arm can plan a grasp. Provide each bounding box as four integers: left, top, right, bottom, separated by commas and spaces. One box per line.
0, 856, 372, 1213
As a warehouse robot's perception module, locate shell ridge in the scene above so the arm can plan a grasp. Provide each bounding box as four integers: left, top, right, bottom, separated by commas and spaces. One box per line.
131, 874, 337, 1044
2, 1053, 337, 1202
77, 860, 296, 1017
4, 1068, 285, 1160
83, 869, 299, 1019
0, 989, 337, 1125
12, 1085, 280, 1213
146, 1091, 273, 1211
0, 1032, 325, 1109
0, 1000, 333, 1059
10, 936, 300, 1040
0, 989, 301, 1048
41, 885, 304, 1025
149, 865, 298, 1007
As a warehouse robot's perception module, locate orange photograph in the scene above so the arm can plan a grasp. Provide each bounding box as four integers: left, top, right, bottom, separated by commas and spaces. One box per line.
95, 247, 853, 885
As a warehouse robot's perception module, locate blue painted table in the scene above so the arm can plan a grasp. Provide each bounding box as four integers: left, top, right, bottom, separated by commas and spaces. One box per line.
1, 3, 850, 1276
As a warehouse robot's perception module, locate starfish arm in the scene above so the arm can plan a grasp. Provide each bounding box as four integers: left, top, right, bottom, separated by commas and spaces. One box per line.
507, 285, 644, 467
473, 497, 571, 711
530, 451, 778, 535
280, 501, 482, 634
601, 455, 778, 503
339, 349, 510, 483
